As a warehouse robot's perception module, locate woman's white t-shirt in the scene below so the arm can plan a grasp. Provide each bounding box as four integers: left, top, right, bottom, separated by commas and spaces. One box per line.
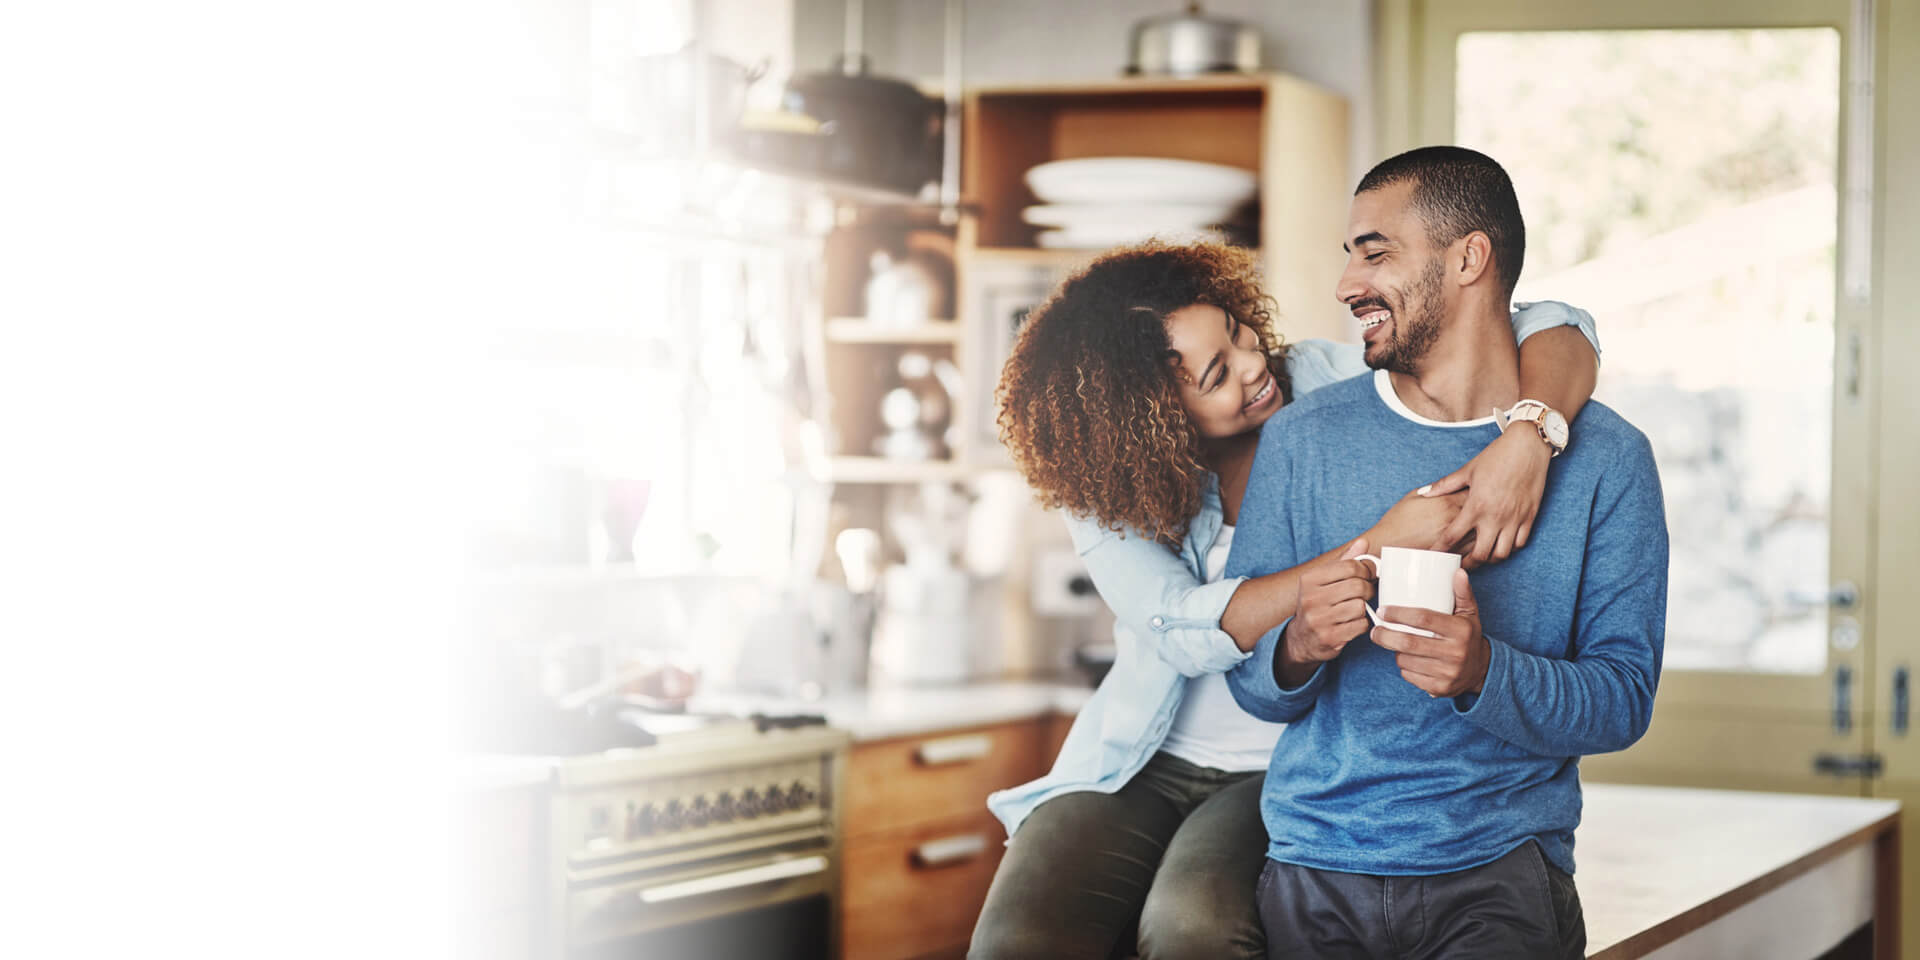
1156, 523, 1288, 772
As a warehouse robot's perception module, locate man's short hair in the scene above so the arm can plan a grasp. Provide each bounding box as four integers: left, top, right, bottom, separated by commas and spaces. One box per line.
1355, 146, 1526, 297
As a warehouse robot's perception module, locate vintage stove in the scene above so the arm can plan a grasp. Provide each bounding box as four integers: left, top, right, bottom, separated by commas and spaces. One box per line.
540, 712, 849, 959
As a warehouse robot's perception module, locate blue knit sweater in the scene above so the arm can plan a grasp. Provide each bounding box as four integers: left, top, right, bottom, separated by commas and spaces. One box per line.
1225, 370, 1668, 876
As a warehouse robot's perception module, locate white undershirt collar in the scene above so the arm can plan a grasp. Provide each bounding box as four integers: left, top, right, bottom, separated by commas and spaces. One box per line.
1372, 369, 1499, 428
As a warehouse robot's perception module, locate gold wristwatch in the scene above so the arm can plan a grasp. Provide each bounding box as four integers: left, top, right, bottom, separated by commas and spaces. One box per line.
1501, 399, 1569, 458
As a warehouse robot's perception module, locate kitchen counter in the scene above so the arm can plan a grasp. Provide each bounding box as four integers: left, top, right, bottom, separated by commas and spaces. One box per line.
453, 701, 1902, 958
1579, 784, 1898, 958
698, 680, 1091, 743
452, 680, 1093, 791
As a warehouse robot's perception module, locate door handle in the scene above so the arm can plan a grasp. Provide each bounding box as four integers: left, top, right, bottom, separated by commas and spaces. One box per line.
1895, 666, 1909, 737
1813, 753, 1884, 778
636, 855, 829, 904
1791, 581, 1860, 610
1833, 664, 1853, 734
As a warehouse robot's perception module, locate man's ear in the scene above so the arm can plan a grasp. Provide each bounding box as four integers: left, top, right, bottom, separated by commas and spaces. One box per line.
1454, 232, 1494, 287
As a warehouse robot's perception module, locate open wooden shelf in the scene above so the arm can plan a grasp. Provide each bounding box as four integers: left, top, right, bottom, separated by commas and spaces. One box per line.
961, 73, 1350, 344
817, 456, 973, 484
963, 83, 1265, 250
825, 319, 963, 344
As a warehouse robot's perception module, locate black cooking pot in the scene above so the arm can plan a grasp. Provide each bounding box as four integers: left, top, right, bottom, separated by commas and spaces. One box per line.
782, 55, 944, 195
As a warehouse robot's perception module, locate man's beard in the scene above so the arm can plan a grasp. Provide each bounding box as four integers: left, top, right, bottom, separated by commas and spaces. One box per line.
1366, 258, 1446, 374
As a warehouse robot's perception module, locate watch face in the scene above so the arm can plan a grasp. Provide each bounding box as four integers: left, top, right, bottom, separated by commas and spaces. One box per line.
1542, 410, 1570, 446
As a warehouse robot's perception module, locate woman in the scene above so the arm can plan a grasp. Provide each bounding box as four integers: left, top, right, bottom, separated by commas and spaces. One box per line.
968, 241, 1600, 960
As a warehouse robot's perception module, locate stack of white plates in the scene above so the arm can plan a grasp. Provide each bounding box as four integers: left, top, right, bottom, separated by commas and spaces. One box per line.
1022, 157, 1258, 249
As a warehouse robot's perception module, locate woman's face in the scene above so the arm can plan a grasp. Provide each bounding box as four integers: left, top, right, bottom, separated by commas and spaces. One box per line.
1163, 303, 1284, 440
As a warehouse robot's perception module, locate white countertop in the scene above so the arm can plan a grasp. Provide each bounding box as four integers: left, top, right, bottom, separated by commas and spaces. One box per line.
698, 680, 1092, 743
452, 680, 1093, 791
1577, 784, 1898, 958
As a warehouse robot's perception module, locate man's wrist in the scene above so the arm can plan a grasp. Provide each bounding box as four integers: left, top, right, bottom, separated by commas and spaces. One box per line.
1277, 621, 1319, 688
1469, 633, 1492, 694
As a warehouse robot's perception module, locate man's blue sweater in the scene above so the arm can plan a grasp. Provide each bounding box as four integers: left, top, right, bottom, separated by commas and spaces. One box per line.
1225, 370, 1668, 877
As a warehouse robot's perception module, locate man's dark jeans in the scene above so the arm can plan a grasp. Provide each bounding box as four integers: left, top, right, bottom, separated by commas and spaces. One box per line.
1255, 841, 1586, 960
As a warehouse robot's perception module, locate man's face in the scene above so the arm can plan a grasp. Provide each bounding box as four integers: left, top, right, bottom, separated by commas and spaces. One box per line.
1336, 181, 1448, 373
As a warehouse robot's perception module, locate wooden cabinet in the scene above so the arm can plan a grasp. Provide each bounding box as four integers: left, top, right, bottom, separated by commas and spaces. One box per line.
844, 721, 1050, 834
841, 810, 1009, 960
839, 715, 1069, 960
959, 75, 1353, 347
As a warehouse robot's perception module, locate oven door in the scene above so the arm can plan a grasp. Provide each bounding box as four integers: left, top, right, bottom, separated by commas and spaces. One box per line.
566, 839, 835, 959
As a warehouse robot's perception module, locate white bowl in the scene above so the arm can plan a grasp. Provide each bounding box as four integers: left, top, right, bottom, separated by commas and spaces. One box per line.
1022, 202, 1242, 230
1024, 157, 1258, 207
1035, 226, 1229, 249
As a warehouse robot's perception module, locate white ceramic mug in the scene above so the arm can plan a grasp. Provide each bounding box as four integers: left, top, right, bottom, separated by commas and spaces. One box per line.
1355, 546, 1462, 639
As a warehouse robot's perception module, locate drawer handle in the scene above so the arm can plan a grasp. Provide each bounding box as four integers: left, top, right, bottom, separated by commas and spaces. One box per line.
913, 833, 988, 868
915, 734, 991, 766
637, 855, 829, 904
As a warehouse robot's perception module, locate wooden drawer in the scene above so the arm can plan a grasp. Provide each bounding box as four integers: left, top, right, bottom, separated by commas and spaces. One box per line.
844, 720, 1050, 840
841, 810, 1007, 960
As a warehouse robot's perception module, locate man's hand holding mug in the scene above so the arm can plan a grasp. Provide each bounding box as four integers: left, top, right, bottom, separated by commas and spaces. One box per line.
1357, 546, 1490, 698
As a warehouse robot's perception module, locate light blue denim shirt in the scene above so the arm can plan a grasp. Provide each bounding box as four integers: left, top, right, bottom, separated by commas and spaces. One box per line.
986, 301, 1601, 837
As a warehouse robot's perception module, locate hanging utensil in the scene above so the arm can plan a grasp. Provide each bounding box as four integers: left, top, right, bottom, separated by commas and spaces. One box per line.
779, 0, 944, 194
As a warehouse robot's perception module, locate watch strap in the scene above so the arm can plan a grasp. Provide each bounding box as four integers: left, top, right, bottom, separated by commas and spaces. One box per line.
1500, 399, 1565, 458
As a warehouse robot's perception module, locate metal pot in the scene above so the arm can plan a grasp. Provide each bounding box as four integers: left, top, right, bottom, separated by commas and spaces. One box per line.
1126, 2, 1263, 76
782, 54, 944, 195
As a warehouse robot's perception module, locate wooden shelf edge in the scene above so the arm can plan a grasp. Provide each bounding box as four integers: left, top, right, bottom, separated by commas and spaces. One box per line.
825, 320, 963, 344
966, 246, 1097, 264
968, 245, 1260, 263
817, 457, 971, 484
968, 74, 1277, 97
808, 458, 1020, 484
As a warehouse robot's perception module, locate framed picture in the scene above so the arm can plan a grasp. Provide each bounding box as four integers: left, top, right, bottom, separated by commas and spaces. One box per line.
965, 260, 1065, 459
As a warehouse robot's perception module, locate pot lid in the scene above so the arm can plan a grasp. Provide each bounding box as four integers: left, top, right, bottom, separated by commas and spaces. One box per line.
1137, 2, 1251, 29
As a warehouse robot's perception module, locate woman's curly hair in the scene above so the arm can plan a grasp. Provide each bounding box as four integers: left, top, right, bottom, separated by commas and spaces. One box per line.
996, 241, 1292, 547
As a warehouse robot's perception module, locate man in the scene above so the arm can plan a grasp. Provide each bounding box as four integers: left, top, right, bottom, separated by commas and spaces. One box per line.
1224, 146, 1668, 959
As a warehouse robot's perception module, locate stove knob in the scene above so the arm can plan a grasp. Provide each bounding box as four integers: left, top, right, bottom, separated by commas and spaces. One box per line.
631, 803, 659, 837
739, 787, 761, 817
662, 798, 685, 831
763, 784, 785, 811
789, 780, 814, 807
713, 792, 736, 822
689, 796, 711, 828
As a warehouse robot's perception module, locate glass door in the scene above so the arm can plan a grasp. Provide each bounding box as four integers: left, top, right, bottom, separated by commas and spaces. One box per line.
1399, 0, 1876, 794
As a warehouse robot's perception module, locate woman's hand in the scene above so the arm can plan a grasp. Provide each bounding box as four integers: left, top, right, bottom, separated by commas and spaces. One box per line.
1368, 487, 1468, 551
1423, 427, 1553, 569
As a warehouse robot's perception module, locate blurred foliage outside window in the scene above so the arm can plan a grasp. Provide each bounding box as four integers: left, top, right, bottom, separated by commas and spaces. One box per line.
1457, 29, 1840, 672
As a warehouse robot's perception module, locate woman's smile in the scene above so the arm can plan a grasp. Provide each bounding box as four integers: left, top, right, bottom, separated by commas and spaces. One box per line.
1244, 373, 1279, 412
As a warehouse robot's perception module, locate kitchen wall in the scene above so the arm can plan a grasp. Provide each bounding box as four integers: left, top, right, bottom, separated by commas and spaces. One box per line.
793, 0, 1377, 184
